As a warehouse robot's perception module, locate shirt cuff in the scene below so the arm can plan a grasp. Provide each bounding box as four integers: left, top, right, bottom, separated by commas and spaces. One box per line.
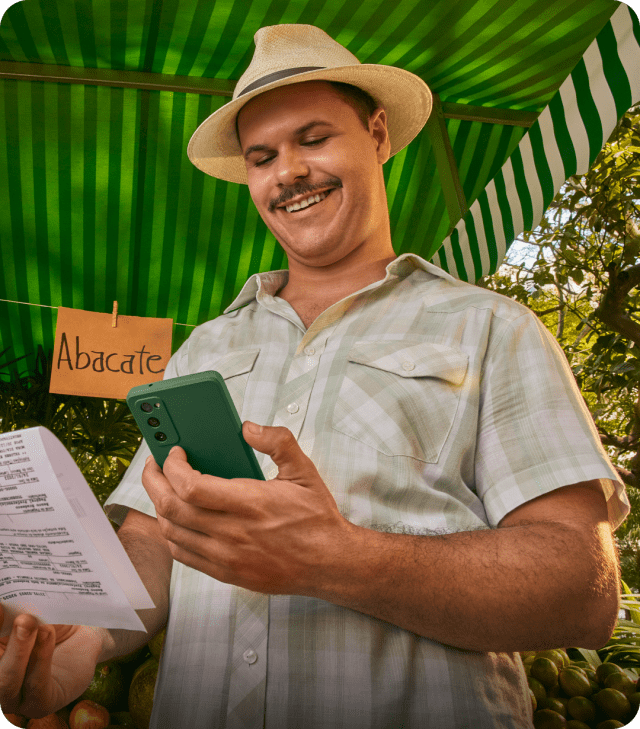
482, 455, 629, 530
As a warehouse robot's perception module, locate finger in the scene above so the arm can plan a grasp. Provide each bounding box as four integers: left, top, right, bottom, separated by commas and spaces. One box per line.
143, 452, 162, 475
144, 452, 241, 535
141, 448, 186, 504
0, 617, 40, 713
21, 626, 56, 716
162, 536, 235, 586
161, 447, 255, 512
141, 453, 165, 500
157, 446, 199, 496
242, 423, 321, 487
51, 625, 76, 645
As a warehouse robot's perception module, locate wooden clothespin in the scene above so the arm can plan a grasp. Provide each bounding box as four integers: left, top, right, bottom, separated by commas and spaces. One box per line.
112, 301, 118, 328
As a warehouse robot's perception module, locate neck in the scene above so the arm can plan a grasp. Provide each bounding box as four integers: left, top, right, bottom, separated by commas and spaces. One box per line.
277, 245, 397, 327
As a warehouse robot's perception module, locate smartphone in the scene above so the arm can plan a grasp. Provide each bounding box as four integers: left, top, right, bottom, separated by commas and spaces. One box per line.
127, 371, 264, 480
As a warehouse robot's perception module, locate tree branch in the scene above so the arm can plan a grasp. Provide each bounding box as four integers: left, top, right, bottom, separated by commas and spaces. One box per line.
618, 263, 640, 297
615, 465, 638, 489
596, 264, 640, 347
555, 276, 566, 341
534, 305, 563, 318
600, 431, 639, 452
596, 306, 640, 347
571, 323, 594, 347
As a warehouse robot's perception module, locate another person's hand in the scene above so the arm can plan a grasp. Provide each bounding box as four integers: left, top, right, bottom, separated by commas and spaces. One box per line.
141, 422, 358, 596
0, 609, 102, 719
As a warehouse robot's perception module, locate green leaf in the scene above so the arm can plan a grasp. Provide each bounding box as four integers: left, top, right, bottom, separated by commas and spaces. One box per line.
612, 360, 638, 375
620, 582, 640, 625
572, 647, 602, 665
563, 249, 580, 265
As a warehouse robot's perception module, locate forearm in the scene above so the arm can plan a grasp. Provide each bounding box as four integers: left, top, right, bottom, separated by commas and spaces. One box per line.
92, 519, 172, 664
312, 519, 619, 653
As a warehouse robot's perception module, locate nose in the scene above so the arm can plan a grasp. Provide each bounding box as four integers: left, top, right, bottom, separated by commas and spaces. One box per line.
275, 146, 309, 185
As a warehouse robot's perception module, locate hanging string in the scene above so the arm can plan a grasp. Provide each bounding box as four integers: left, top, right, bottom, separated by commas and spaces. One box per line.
0, 298, 197, 327
0, 298, 56, 309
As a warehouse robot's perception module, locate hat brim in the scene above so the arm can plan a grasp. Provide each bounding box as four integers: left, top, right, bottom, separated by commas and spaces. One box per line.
187, 65, 432, 184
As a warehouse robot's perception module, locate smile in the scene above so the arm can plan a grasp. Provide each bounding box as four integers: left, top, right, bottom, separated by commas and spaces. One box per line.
284, 189, 331, 213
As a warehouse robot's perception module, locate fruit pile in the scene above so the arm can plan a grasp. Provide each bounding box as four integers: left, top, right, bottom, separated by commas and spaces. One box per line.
523, 648, 640, 728
2, 627, 165, 729
5, 639, 640, 728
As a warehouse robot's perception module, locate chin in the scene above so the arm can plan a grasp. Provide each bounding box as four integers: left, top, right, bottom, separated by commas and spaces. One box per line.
286, 244, 349, 268
274, 233, 337, 261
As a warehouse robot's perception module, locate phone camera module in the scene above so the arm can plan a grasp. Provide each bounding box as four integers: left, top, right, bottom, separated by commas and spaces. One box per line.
147, 417, 160, 427
141, 402, 153, 413
155, 432, 167, 441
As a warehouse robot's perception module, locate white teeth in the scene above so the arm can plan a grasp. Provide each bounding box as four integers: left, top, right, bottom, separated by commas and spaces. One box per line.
285, 190, 329, 213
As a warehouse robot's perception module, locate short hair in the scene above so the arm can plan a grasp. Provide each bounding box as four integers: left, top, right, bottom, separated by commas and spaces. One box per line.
327, 82, 378, 129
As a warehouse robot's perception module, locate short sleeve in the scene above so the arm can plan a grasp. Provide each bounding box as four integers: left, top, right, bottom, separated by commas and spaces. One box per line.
475, 311, 629, 530
103, 350, 183, 526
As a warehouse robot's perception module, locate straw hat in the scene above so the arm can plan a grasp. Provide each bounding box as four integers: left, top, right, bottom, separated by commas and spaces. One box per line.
187, 24, 432, 184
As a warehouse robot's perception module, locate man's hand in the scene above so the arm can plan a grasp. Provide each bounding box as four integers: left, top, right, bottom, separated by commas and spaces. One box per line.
141, 422, 355, 595
0, 610, 102, 719
141, 421, 620, 652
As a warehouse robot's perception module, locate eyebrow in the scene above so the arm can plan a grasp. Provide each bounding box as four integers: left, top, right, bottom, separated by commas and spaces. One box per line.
242, 120, 335, 159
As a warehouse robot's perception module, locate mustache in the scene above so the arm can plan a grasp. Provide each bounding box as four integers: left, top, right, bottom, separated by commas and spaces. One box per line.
268, 177, 342, 213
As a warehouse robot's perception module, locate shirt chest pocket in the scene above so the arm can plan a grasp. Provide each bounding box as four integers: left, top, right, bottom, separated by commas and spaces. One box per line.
332, 340, 468, 463
197, 348, 260, 417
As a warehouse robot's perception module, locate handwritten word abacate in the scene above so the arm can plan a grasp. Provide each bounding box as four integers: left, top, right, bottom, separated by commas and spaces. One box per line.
56, 333, 165, 375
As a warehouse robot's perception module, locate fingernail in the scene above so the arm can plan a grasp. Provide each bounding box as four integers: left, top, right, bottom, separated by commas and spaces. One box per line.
146, 455, 153, 465
16, 624, 32, 639
169, 446, 181, 455
245, 421, 263, 434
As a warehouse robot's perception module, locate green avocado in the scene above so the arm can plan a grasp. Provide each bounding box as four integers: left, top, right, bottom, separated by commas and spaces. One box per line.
128, 658, 160, 729
80, 660, 127, 712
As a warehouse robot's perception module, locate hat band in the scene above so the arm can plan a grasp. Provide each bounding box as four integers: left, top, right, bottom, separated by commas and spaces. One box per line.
237, 66, 326, 97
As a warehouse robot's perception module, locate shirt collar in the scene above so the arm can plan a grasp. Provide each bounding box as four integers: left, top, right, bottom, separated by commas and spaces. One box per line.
222, 253, 455, 315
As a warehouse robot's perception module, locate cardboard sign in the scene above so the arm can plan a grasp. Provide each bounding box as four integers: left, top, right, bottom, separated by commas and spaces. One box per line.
50, 307, 173, 400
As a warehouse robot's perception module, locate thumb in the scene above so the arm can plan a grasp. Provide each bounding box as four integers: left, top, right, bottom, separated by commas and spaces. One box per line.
242, 422, 321, 487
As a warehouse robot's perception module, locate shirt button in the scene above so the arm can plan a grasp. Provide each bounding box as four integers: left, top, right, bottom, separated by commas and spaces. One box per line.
304, 346, 315, 356
402, 361, 415, 372
287, 402, 299, 414
243, 649, 258, 664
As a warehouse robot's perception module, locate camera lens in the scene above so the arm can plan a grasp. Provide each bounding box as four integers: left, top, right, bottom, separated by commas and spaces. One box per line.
147, 417, 160, 427
141, 403, 153, 413
155, 432, 167, 441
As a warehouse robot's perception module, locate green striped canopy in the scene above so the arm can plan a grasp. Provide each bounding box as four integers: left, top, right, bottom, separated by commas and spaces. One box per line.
0, 0, 639, 364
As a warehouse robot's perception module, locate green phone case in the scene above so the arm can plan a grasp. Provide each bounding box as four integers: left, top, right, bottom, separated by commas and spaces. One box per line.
126, 371, 265, 480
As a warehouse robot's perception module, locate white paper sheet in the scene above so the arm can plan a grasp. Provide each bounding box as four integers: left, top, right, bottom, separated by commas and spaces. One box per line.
0, 426, 154, 637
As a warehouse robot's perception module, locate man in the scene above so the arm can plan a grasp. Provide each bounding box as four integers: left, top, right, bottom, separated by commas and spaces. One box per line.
0, 24, 629, 729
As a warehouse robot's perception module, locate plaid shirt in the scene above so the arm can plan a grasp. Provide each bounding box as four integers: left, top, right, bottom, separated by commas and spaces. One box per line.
105, 253, 628, 729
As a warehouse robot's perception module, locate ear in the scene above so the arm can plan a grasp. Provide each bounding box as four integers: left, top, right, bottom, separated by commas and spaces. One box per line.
369, 108, 391, 164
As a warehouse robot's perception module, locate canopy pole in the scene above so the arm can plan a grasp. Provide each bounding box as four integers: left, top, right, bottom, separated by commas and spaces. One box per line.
0, 61, 538, 128
425, 93, 469, 233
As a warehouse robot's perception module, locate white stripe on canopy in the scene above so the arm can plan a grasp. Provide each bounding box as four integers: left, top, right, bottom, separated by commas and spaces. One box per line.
433, 2, 640, 281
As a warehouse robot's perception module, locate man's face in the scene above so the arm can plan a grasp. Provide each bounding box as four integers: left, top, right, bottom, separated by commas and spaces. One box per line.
237, 81, 391, 270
